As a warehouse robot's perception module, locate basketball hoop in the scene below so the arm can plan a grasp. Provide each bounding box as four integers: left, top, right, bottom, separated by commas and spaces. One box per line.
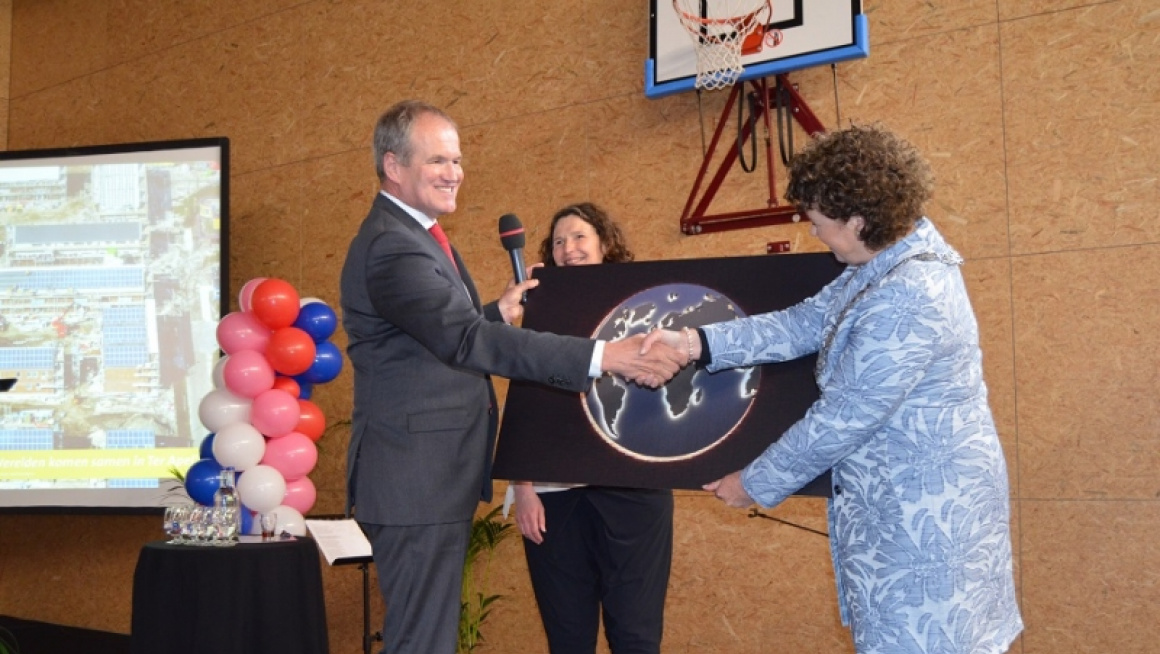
672, 0, 779, 91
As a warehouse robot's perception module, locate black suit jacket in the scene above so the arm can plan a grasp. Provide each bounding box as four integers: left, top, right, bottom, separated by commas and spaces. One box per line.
340, 194, 595, 526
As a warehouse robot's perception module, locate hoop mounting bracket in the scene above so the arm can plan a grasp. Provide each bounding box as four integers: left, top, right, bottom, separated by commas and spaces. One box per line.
679, 73, 826, 236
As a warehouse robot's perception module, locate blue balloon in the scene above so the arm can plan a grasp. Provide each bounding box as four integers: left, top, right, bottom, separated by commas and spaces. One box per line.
185, 458, 224, 506
293, 302, 338, 343
198, 433, 215, 460
299, 341, 343, 384
240, 508, 254, 535
296, 379, 314, 400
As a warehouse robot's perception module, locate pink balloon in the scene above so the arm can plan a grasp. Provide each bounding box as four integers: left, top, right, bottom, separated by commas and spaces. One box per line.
216, 311, 271, 355
260, 432, 318, 481
250, 389, 301, 437
222, 349, 276, 398
238, 277, 267, 312
282, 477, 317, 514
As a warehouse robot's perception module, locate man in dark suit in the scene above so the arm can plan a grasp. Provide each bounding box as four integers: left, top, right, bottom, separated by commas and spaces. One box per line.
340, 100, 684, 654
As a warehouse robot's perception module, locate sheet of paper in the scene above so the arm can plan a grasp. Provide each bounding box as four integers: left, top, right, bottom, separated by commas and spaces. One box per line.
305, 518, 373, 565
237, 534, 297, 544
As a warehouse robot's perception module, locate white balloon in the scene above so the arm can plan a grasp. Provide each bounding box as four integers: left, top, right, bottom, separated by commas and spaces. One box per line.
236, 465, 287, 514
270, 505, 307, 537
197, 389, 252, 433
212, 422, 267, 471
211, 354, 229, 390
298, 296, 326, 307
245, 510, 261, 535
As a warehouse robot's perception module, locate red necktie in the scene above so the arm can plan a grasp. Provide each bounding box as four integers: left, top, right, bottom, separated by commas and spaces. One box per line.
428, 223, 459, 273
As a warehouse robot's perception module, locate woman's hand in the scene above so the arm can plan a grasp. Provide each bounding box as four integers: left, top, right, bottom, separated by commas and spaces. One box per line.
641, 327, 700, 366
703, 471, 755, 508
513, 482, 547, 544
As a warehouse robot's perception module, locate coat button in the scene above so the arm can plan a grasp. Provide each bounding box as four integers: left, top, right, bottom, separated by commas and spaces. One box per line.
833, 484, 842, 495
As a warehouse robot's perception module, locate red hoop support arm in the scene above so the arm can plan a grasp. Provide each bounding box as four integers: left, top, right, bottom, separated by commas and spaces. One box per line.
679, 73, 826, 236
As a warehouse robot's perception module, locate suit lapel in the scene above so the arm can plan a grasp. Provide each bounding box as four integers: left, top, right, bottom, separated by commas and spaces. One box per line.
374, 195, 475, 303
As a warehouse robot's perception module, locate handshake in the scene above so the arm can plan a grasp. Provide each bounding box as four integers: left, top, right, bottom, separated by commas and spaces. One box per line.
600, 329, 696, 388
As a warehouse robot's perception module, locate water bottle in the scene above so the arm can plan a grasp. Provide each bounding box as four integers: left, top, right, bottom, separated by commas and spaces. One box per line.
212, 467, 241, 544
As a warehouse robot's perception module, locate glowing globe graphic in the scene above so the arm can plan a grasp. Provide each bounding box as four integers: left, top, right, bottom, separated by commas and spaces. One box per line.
583, 283, 758, 461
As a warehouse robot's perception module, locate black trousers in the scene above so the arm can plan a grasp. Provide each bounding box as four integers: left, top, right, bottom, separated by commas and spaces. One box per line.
523, 487, 674, 654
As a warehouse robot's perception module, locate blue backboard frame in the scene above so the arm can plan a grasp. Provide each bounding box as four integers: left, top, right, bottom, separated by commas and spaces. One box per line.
647, 1, 869, 99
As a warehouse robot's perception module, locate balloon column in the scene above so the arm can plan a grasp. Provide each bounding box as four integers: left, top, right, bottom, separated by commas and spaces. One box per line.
187, 277, 342, 537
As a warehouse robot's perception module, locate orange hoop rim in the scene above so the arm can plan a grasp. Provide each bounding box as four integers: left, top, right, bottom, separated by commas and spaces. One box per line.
671, 0, 771, 30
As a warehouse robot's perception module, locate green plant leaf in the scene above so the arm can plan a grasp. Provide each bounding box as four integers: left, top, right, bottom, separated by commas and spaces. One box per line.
457, 505, 515, 653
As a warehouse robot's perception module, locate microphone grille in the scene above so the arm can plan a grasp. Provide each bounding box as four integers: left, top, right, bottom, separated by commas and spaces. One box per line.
498, 213, 525, 249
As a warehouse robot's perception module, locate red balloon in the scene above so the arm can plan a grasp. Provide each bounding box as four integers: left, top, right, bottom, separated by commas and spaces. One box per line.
271, 376, 301, 398
251, 278, 301, 329
265, 327, 316, 376
297, 399, 326, 441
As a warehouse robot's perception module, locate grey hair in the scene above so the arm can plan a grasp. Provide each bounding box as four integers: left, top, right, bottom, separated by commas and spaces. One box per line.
372, 100, 457, 182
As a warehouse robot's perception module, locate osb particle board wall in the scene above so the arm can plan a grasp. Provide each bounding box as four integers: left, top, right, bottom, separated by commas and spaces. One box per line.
1, 1, 1158, 653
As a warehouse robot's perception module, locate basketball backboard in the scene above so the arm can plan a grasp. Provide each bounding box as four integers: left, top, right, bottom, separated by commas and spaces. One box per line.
647, 0, 869, 98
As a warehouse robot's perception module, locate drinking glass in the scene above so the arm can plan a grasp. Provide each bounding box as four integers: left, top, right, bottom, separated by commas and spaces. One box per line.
213, 506, 240, 546
163, 506, 176, 542
260, 513, 278, 541
179, 505, 200, 545
187, 505, 210, 546
203, 507, 223, 546
164, 505, 187, 544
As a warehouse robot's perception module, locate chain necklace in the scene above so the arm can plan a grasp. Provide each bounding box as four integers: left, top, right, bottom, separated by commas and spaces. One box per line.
814, 251, 958, 380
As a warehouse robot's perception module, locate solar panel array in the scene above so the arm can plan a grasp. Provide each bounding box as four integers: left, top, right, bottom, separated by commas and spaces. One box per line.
12, 223, 141, 246
0, 428, 54, 450
0, 347, 56, 370
103, 305, 149, 368
0, 266, 145, 290
106, 429, 156, 448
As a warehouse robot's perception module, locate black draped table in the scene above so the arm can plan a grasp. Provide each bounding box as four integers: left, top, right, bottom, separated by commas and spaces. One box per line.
131, 537, 329, 654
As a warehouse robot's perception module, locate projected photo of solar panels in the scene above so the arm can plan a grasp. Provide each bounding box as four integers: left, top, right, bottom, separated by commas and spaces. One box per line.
0, 138, 228, 509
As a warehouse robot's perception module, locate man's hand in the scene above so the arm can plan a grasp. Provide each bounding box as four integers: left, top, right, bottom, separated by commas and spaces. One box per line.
497, 278, 539, 324
640, 328, 698, 364
601, 333, 685, 387
497, 263, 544, 324
703, 471, 755, 508
512, 482, 547, 544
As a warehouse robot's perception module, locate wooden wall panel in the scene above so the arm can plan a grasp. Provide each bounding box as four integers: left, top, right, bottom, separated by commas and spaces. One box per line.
2, 0, 1158, 652
1002, 1, 1160, 254
1012, 244, 1160, 500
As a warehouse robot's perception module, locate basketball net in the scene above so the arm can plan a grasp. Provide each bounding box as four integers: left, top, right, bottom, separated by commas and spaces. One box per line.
672, 0, 775, 91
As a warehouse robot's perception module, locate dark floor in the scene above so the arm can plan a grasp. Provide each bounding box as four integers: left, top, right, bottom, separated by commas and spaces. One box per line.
0, 616, 129, 654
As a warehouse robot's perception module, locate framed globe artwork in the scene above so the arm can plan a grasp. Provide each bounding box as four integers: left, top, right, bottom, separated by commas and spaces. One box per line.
492, 253, 844, 494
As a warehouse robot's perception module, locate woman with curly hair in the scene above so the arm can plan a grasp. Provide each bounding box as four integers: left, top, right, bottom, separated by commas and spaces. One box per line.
507, 202, 674, 654
646, 124, 1023, 654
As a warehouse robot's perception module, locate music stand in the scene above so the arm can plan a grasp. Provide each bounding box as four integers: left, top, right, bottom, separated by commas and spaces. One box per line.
0, 378, 15, 392
305, 514, 379, 654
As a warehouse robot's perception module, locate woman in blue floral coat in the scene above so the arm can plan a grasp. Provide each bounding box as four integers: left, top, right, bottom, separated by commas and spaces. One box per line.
647, 124, 1023, 654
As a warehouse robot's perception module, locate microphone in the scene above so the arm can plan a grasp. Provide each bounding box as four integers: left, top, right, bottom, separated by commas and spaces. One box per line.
498, 213, 528, 303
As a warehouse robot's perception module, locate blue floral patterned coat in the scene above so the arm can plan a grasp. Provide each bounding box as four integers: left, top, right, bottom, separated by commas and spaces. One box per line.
702, 219, 1023, 654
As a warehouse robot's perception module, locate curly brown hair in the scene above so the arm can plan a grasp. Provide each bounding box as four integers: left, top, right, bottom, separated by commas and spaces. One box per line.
538, 202, 635, 266
784, 124, 934, 251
